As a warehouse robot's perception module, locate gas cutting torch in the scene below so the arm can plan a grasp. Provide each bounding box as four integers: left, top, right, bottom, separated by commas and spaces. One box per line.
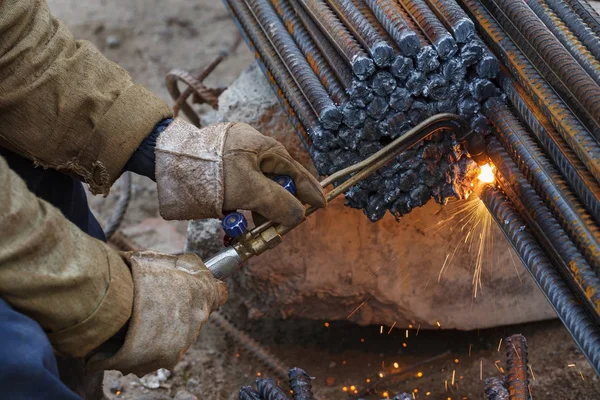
205, 113, 486, 280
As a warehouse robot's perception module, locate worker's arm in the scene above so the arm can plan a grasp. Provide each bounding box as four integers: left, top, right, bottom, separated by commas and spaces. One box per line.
0, 154, 227, 376
0, 0, 172, 195
0, 0, 325, 222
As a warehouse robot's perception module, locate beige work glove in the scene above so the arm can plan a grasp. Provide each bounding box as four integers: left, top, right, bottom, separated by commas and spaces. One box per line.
154, 118, 326, 226
86, 251, 227, 377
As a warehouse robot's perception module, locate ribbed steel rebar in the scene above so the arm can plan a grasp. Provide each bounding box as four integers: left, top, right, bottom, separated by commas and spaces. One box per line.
210, 311, 289, 382
480, 0, 600, 140
485, 377, 509, 400
487, 140, 600, 319
546, 0, 600, 61
326, 0, 395, 66
528, 0, 600, 86
350, 0, 400, 53
459, 0, 600, 184
225, 0, 316, 148
240, 386, 263, 400
297, 0, 375, 79
485, 98, 600, 272
256, 378, 291, 400
500, 75, 600, 224
399, 0, 458, 59
504, 334, 530, 400
365, 0, 421, 56
288, 368, 314, 400
269, 0, 348, 103
564, 0, 600, 40
425, 0, 475, 43
285, 0, 353, 89
245, 0, 342, 129
480, 185, 600, 376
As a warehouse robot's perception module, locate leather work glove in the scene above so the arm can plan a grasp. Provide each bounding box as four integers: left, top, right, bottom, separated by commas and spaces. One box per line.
86, 251, 227, 376
154, 118, 326, 226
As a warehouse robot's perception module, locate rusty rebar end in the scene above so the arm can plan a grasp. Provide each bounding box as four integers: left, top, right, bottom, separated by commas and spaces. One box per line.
351, 55, 376, 79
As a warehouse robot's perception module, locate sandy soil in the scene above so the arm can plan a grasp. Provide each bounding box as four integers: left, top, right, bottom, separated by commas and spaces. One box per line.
46, 0, 600, 399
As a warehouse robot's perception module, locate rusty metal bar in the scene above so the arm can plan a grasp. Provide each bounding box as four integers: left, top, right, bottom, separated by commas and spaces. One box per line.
224, 0, 317, 147
459, 0, 600, 184
296, 0, 375, 79
349, 0, 400, 53
480, 0, 600, 141
399, 0, 458, 59
485, 98, 600, 272
528, 0, 600, 86
480, 184, 600, 376
244, 0, 342, 130
504, 335, 530, 400
500, 74, 600, 225
285, 0, 354, 89
487, 139, 600, 322
325, 0, 395, 66
269, 0, 348, 104
485, 377, 509, 400
563, 0, 600, 40
425, 0, 475, 43
365, 0, 421, 56
546, 0, 600, 62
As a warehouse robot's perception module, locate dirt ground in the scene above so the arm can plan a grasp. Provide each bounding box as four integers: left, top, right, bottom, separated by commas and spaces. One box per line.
47, 0, 600, 399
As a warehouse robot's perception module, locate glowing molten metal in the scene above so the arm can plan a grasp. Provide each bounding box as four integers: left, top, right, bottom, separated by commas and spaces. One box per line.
478, 163, 495, 184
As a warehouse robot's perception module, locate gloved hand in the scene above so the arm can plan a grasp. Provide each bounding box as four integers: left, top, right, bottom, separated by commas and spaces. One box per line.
86, 251, 227, 376
154, 118, 326, 226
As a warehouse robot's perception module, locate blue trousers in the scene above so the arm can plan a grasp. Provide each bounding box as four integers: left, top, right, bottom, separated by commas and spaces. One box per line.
1, 149, 106, 399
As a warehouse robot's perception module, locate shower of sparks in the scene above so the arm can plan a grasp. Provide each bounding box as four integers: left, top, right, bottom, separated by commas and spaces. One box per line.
406, 329, 409, 338
480, 360, 483, 380
430, 196, 494, 298
498, 338, 503, 352
580, 371, 585, 380
513, 343, 521, 359
451, 370, 456, 385
347, 301, 366, 319
380, 325, 384, 334
388, 321, 397, 334
416, 324, 421, 336
529, 364, 536, 380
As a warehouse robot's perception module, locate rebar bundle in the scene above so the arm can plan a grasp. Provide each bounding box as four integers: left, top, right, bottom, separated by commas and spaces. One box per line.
224, 0, 500, 221
223, 0, 600, 377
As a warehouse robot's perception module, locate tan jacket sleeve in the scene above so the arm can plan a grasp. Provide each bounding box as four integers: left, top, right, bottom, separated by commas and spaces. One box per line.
0, 0, 172, 194
0, 154, 134, 358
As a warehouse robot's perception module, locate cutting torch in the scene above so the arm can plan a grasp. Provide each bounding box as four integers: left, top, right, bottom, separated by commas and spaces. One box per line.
205, 113, 485, 280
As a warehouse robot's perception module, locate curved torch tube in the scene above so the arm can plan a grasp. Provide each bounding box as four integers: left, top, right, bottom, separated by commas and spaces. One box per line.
206, 113, 475, 279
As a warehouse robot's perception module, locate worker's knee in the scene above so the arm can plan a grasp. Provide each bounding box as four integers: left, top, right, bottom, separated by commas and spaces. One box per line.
0, 298, 79, 399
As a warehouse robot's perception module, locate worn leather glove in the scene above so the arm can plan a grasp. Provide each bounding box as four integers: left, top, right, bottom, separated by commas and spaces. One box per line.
86, 251, 227, 376
154, 118, 326, 226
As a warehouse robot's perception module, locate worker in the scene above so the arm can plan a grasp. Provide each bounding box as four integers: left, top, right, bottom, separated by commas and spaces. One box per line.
0, 1, 326, 398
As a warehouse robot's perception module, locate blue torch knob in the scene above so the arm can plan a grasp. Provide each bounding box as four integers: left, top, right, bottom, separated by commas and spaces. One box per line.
221, 175, 295, 237
222, 212, 248, 238
273, 175, 296, 195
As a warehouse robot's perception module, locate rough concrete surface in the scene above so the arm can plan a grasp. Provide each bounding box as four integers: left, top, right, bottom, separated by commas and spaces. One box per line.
44, 0, 600, 398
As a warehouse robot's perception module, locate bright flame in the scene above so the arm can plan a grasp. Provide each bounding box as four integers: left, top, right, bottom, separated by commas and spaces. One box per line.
478, 163, 495, 184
